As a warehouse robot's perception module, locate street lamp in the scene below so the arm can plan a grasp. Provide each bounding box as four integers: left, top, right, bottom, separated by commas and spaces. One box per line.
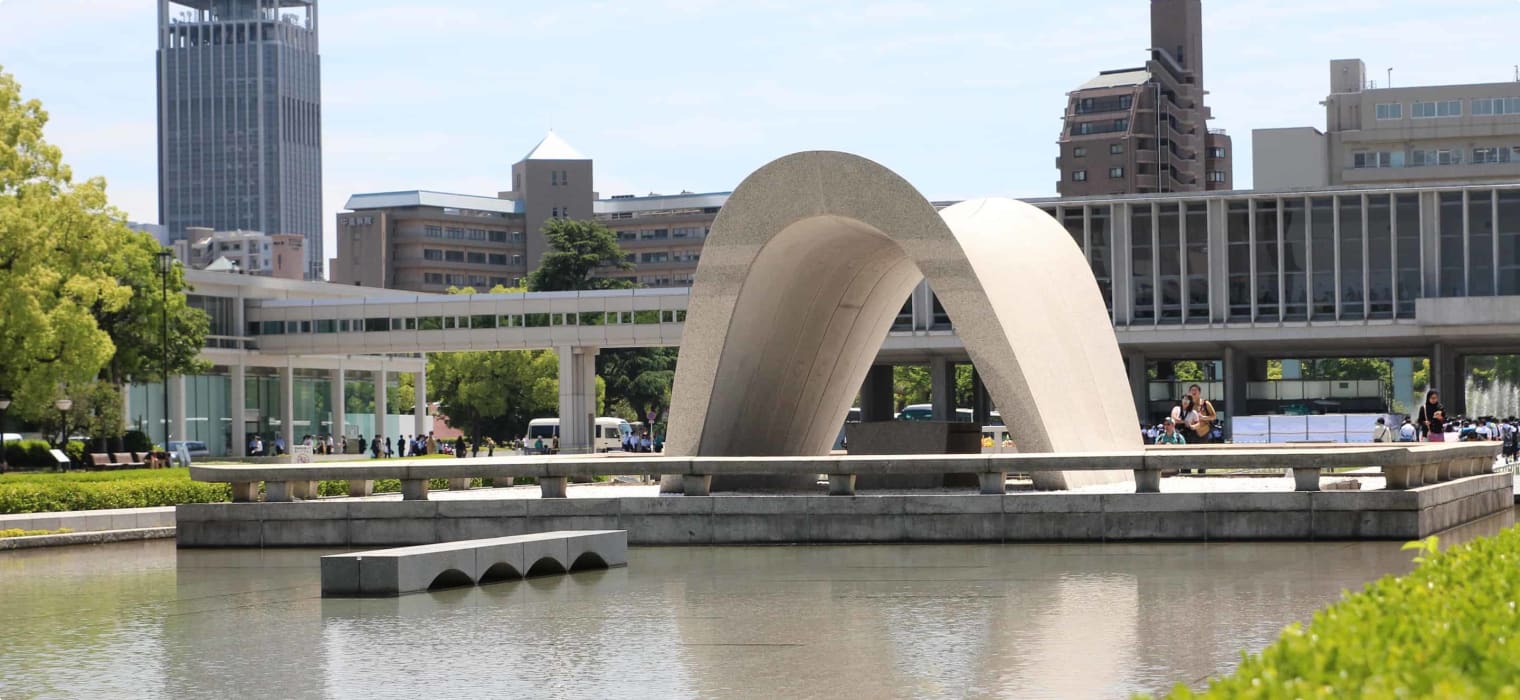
54, 397, 73, 471
0, 392, 11, 474
157, 249, 174, 452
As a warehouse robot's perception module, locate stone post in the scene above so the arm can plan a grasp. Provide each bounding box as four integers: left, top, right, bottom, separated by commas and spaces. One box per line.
230, 363, 247, 457
556, 346, 599, 454
330, 365, 345, 452
930, 356, 954, 421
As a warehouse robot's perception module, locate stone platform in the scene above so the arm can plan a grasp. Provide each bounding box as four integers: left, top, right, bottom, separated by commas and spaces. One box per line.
177, 472, 1513, 547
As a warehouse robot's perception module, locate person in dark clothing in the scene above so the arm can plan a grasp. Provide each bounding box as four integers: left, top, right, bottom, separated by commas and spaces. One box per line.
454, 435, 466, 458
1417, 390, 1446, 442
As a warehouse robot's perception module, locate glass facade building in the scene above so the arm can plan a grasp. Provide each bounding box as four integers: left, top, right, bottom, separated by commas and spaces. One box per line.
157, 0, 323, 279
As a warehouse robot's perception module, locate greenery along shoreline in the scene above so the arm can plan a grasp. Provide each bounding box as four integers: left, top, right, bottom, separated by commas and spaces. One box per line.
1150, 526, 1520, 699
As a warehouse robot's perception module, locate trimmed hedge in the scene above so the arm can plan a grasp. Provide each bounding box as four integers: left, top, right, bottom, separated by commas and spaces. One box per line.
2, 440, 84, 468
1154, 528, 1520, 699
0, 527, 72, 538
0, 479, 229, 514
0, 468, 193, 484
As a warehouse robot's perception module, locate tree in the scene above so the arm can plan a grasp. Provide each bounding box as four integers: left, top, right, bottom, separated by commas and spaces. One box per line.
600, 348, 676, 426
0, 68, 133, 418
526, 219, 634, 292
94, 232, 210, 390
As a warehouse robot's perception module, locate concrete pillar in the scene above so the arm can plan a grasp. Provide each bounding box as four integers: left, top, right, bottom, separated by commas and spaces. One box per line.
170, 375, 188, 446
557, 346, 598, 454
1126, 353, 1148, 424
1223, 346, 1251, 439
970, 368, 991, 425
859, 364, 895, 422
1431, 344, 1463, 417
375, 368, 388, 445
330, 366, 345, 453
1392, 357, 1415, 416
930, 357, 954, 421
1280, 359, 1302, 380
278, 364, 295, 456
413, 367, 428, 435
230, 363, 247, 457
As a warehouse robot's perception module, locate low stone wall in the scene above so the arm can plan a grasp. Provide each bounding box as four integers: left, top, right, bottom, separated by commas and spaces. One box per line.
176, 473, 1513, 547
0, 506, 175, 534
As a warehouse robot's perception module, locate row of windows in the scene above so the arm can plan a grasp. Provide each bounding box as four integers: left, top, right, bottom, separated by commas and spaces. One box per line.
624, 251, 702, 265
1075, 95, 1133, 115
421, 226, 523, 243
1071, 119, 1129, 136
549, 170, 571, 186
1071, 143, 1126, 158
420, 249, 525, 266
1070, 167, 1126, 182
614, 227, 710, 241
254, 309, 688, 335
1375, 97, 1520, 121
1350, 146, 1520, 169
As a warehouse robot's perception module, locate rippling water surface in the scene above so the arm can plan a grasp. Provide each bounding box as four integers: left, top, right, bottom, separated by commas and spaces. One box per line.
1, 509, 1512, 699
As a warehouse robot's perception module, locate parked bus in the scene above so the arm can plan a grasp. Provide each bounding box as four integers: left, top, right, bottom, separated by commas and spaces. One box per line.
525, 417, 633, 453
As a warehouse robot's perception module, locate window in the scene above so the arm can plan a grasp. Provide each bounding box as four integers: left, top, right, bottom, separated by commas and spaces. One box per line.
1412, 100, 1462, 118
1071, 118, 1129, 136
423, 273, 444, 285
422, 249, 443, 261
1352, 151, 1404, 169
444, 250, 464, 263
1072, 170, 1088, 182
424, 225, 443, 238
489, 253, 508, 266
466, 252, 486, 264
1474, 147, 1512, 164
1110, 143, 1125, 155
1375, 102, 1402, 120
1471, 98, 1520, 116
1207, 171, 1226, 183
1073, 146, 1087, 158
1207, 146, 1227, 159
488, 230, 507, 243
1108, 167, 1125, 179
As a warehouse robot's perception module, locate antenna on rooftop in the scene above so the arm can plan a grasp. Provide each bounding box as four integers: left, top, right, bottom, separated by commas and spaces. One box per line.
1387, 67, 1392, 89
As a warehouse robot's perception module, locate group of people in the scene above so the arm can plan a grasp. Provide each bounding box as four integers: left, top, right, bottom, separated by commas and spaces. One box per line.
622, 432, 661, 453
1144, 383, 1221, 445
1381, 389, 1520, 461
245, 434, 288, 457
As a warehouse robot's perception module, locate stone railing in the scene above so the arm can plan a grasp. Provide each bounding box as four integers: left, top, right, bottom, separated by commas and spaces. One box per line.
188, 443, 1498, 501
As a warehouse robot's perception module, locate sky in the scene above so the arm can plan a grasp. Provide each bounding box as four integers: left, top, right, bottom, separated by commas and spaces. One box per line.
3, 0, 1520, 271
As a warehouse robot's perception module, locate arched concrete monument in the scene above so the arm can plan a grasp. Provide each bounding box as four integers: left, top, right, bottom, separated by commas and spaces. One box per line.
664, 151, 1138, 490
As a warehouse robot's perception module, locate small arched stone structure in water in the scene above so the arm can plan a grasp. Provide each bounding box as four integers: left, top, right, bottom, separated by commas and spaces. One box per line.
663, 151, 1139, 491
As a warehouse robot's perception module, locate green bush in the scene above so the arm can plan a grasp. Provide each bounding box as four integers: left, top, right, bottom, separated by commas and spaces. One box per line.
0, 527, 72, 538
3, 440, 55, 468
0, 479, 229, 514
1153, 528, 1520, 699
64, 440, 85, 466
123, 430, 152, 453
0, 468, 191, 484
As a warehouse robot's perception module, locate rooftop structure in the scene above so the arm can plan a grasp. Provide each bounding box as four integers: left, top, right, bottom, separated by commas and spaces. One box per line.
1056, 0, 1232, 197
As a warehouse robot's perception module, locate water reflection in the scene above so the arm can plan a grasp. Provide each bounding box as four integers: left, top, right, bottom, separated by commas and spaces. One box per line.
0, 508, 1511, 699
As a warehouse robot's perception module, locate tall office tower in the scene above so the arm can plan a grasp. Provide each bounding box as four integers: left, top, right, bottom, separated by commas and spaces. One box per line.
1056, 0, 1232, 196
157, 0, 324, 279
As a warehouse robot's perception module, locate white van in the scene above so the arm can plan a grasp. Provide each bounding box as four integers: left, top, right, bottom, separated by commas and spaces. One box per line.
525, 417, 632, 453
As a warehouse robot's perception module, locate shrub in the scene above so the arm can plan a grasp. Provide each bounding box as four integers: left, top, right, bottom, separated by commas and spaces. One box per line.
0, 527, 73, 538
3, 440, 55, 468
64, 440, 85, 466
1153, 528, 1520, 699
123, 430, 152, 453
0, 468, 192, 484
0, 479, 229, 514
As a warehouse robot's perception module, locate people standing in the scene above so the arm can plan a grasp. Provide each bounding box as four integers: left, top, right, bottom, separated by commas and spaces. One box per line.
1417, 390, 1445, 442
1398, 416, 1417, 442
426, 432, 438, 456
273, 434, 286, 456
454, 435, 466, 458
1154, 418, 1186, 445
384, 437, 394, 459
1372, 417, 1394, 443
1170, 395, 1200, 444
1188, 384, 1218, 443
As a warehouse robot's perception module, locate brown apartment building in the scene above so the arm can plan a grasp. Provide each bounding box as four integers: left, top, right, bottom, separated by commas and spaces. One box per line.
1056, 0, 1232, 197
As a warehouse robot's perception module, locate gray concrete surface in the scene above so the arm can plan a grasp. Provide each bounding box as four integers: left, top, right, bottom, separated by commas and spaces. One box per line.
177, 472, 1512, 547
0, 506, 175, 535
0, 527, 176, 551
320, 530, 627, 597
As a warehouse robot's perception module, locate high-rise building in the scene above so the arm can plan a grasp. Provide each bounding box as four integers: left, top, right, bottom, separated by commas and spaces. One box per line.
1254, 59, 1520, 190
1056, 0, 1232, 197
156, 0, 324, 279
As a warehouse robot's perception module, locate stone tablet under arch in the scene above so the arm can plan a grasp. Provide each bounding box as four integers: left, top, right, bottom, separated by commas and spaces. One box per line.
664, 151, 1138, 490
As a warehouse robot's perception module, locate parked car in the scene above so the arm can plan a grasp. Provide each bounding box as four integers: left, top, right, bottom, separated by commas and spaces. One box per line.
167, 440, 210, 461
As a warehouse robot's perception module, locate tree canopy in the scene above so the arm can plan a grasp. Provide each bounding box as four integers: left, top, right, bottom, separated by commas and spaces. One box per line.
0, 67, 212, 427
526, 218, 634, 292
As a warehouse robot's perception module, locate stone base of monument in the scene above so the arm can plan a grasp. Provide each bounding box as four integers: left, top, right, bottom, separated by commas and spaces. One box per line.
845, 421, 983, 489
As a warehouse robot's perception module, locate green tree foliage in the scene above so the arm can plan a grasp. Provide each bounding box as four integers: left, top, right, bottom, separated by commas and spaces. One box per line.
0, 68, 132, 416
526, 219, 634, 292
599, 348, 676, 427
893, 365, 931, 410
93, 232, 209, 387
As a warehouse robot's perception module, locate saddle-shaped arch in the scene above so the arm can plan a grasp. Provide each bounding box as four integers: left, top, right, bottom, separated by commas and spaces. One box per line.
664, 151, 1138, 489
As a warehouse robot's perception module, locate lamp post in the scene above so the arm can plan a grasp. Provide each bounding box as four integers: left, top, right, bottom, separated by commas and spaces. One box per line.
157, 250, 174, 452
54, 397, 73, 471
0, 392, 11, 473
